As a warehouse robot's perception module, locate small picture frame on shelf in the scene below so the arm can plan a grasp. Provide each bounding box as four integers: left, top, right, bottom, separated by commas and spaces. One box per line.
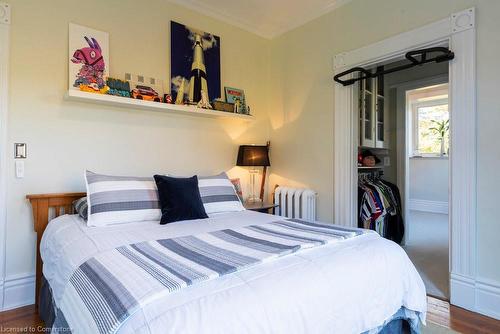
224, 87, 246, 113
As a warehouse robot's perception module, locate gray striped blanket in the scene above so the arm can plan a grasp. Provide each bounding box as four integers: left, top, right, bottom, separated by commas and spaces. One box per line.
53, 219, 365, 334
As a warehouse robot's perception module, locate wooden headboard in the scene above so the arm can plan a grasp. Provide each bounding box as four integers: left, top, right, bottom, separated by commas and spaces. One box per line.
26, 192, 86, 307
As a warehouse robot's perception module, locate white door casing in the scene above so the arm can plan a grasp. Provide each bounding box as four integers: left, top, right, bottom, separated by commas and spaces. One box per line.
333, 8, 479, 314
0, 1, 10, 310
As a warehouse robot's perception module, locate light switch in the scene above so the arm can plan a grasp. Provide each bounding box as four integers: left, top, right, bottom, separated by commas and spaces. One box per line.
14, 143, 26, 158
383, 156, 391, 167
15, 160, 24, 178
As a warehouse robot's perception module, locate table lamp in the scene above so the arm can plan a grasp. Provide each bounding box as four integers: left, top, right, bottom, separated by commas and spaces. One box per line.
236, 142, 270, 203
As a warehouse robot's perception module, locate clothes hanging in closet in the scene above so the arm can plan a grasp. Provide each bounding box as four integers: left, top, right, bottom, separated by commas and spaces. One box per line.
358, 177, 404, 244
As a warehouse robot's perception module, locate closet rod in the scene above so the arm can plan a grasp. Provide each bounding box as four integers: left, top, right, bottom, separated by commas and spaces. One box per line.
333, 47, 454, 86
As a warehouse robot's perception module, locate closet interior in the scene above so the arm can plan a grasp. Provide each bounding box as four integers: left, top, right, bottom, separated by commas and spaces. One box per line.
357, 64, 404, 244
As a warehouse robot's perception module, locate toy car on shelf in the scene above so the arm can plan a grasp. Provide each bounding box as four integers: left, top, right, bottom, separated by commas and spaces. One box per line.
131, 85, 161, 102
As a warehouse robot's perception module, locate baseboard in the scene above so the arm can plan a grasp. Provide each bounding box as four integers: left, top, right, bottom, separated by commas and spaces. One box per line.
450, 273, 476, 311
2, 273, 35, 311
409, 199, 449, 214
450, 273, 500, 320
0, 278, 4, 310
476, 278, 500, 320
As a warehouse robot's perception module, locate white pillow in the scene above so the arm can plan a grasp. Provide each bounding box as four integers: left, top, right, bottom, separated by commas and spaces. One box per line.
85, 170, 161, 227
198, 172, 245, 214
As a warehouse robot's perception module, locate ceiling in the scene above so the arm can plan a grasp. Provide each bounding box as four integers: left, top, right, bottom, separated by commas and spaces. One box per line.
168, 0, 352, 39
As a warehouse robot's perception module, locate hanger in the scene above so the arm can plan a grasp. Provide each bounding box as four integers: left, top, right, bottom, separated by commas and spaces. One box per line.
334, 47, 454, 86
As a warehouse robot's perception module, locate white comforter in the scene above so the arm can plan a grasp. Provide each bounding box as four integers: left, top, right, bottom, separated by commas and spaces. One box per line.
41, 210, 426, 334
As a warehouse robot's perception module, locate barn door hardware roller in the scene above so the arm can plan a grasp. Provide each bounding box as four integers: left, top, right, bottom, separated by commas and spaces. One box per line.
333, 47, 455, 86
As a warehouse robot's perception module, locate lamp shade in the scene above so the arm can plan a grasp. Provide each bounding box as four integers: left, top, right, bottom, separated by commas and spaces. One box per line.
236, 145, 270, 167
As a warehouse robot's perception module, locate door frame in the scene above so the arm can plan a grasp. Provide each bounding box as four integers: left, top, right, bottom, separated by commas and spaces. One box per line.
333, 8, 477, 312
393, 74, 449, 246
0, 2, 10, 309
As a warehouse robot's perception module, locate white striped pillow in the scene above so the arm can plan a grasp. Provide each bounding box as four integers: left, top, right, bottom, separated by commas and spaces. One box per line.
72, 197, 88, 220
198, 172, 245, 214
85, 170, 161, 227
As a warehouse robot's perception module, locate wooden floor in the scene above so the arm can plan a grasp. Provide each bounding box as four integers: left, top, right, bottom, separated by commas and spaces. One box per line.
426, 296, 500, 333
0, 304, 44, 333
0, 296, 499, 333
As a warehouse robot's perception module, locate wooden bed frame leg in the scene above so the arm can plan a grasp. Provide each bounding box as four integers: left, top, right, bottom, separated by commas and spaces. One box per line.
26, 192, 86, 309
33, 198, 48, 310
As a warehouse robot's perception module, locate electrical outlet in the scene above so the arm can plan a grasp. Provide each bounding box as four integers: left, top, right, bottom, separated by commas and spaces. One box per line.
383, 156, 391, 166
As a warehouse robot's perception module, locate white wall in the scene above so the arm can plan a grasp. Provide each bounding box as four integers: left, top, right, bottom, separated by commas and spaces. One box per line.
3, 0, 272, 307
409, 158, 449, 203
267, 0, 500, 292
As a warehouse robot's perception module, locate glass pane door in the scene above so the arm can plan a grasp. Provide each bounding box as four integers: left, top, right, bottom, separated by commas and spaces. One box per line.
377, 96, 384, 142
364, 91, 373, 142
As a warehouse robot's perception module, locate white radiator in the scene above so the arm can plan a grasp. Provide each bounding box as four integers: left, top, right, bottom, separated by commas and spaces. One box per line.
274, 186, 317, 222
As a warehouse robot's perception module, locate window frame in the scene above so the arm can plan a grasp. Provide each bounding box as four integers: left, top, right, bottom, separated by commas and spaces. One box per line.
410, 97, 449, 158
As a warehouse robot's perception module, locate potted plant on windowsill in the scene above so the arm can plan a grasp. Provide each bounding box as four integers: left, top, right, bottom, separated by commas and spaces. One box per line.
429, 119, 449, 157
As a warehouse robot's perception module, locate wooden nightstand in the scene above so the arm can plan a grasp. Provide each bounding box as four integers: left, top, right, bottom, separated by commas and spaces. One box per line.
244, 201, 278, 214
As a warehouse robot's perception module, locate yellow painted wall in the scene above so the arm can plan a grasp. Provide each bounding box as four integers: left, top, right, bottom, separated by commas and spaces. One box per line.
6, 0, 500, 290
268, 0, 500, 282
7, 0, 271, 277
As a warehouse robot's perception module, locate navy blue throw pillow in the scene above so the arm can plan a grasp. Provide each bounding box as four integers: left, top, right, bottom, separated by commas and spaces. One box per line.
153, 175, 208, 224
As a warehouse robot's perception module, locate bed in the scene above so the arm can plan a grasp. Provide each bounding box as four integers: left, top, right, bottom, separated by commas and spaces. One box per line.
27, 192, 426, 334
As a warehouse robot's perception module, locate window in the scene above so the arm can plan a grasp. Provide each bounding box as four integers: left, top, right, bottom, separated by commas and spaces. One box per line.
414, 101, 449, 155
407, 84, 449, 157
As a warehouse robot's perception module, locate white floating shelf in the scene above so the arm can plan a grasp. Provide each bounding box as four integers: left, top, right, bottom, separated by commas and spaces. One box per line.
64, 90, 255, 120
